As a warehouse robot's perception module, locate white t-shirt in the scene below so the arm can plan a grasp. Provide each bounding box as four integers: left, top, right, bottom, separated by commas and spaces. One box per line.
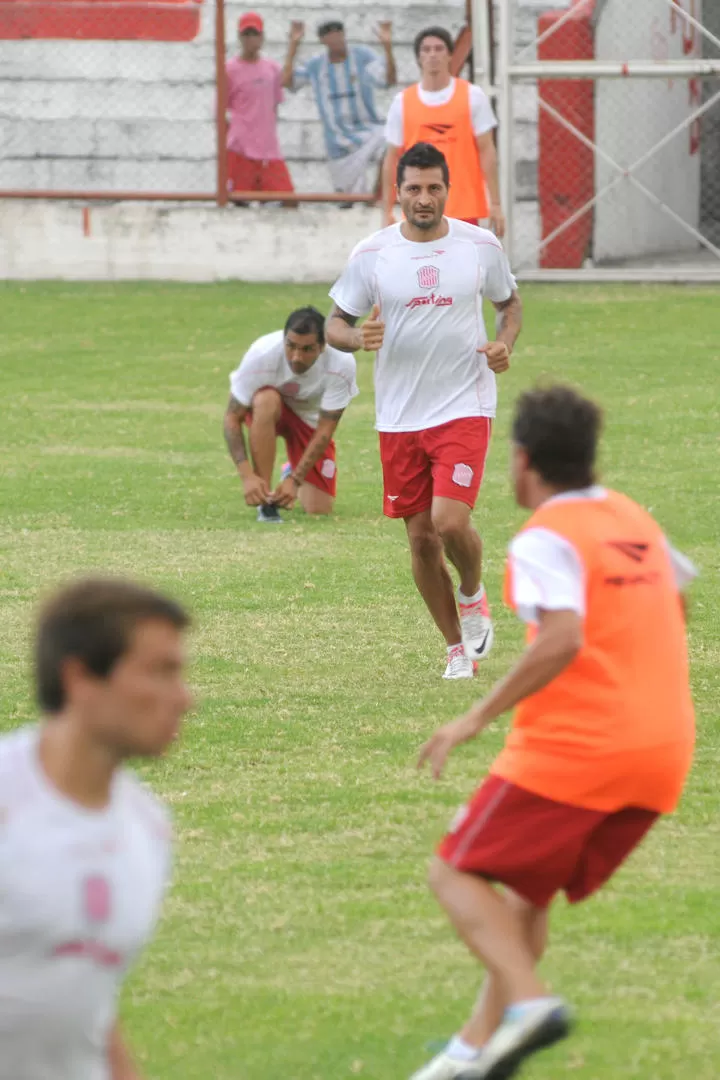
229, 330, 359, 429
508, 487, 699, 624
0, 726, 171, 1080
329, 219, 516, 432
384, 78, 497, 147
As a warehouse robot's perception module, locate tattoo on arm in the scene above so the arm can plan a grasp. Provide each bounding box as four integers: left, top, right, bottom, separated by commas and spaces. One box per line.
325, 305, 362, 353
494, 291, 523, 352
291, 411, 343, 485
223, 396, 249, 467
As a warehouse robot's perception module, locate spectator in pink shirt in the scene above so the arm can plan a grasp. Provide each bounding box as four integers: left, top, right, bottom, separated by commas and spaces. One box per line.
226, 12, 295, 205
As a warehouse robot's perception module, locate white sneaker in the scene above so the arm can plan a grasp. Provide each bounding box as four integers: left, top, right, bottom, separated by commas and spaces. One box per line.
459, 588, 494, 661
410, 1051, 481, 1080
456, 997, 572, 1079
443, 645, 475, 680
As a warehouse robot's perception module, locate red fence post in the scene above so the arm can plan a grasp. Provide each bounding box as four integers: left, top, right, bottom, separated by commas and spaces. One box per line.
215, 0, 228, 207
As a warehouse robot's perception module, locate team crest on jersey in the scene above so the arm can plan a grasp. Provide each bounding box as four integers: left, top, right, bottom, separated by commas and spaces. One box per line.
452, 463, 474, 488
417, 265, 440, 290
83, 875, 112, 924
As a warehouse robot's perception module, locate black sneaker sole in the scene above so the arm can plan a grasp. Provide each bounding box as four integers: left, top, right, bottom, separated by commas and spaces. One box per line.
458, 1012, 572, 1080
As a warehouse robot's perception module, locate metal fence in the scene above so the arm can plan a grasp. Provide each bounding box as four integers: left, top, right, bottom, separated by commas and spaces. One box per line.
497, 0, 720, 280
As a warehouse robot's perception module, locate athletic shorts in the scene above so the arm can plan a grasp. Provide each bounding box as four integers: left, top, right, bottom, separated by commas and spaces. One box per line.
246, 400, 337, 496
227, 151, 294, 195
378, 416, 492, 519
438, 775, 659, 909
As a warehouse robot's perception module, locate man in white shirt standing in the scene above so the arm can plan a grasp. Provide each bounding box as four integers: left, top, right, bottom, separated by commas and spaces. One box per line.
381, 26, 503, 232
327, 142, 522, 679
0, 577, 192, 1080
224, 305, 359, 522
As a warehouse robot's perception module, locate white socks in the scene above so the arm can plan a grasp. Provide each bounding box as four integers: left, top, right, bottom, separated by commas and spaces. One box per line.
446, 1035, 482, 1062
458, 583, 485, 606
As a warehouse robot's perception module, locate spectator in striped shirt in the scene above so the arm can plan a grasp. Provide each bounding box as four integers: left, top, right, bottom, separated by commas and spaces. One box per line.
282, 19, 397, 206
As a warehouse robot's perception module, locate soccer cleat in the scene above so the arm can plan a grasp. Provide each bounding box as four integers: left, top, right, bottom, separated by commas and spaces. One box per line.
459, 589, 494, 661
456, 998, 572, 1080
443, 645, 475, 680
256, 504, 283, 524
410, 1051, 482, 1080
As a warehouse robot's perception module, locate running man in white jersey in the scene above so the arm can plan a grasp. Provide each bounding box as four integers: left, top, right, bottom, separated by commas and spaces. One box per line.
224, 305, 359, 522
0, 578, 192, 1080
327, 142, 522, 678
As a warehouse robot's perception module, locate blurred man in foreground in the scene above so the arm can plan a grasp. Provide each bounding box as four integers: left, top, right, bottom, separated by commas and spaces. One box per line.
0, 577, 193, 1080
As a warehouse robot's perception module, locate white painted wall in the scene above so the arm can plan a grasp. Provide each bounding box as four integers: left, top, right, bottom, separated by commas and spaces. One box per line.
594, 0, 703, 261
0, 199, 381, 281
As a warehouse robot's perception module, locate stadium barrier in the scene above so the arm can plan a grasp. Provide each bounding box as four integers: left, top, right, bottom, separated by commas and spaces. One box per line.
0, 0, 473, 207
499, 0, 720, 279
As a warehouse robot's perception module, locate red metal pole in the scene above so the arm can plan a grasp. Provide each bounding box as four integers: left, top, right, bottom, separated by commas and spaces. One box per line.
214, 0, 229, 207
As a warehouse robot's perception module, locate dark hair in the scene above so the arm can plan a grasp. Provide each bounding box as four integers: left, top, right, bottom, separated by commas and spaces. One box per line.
318, 20, 344, 37
512, 384, 603, 490
284, 306, 325, 344
413, 25, 454, 59
396, 142, 450, 189
36, 578, 190, 714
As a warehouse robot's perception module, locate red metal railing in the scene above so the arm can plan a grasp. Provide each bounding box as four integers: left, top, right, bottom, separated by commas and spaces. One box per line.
0, 0, 470, 207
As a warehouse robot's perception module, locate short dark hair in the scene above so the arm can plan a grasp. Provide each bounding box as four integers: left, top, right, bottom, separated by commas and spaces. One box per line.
36, 578, 190, 714
396, 142, 450, 189
512, 384, 603, 490
318, 20, 344, 37
284, 306, 325, 344
413, 26, 454, 59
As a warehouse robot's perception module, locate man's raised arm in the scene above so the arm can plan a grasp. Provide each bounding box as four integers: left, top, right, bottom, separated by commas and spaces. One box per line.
326, 304, 385, 353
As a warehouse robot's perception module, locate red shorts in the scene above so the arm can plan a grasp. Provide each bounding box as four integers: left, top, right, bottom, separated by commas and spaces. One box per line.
246, 401, 337, 496
227, 151, 294, 194
378, 416, 491, 519
438, 775, 659, 909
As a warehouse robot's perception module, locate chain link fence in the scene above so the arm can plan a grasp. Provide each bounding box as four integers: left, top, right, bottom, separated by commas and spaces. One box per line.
503, 0, 720, 276
0, 0, 219, 197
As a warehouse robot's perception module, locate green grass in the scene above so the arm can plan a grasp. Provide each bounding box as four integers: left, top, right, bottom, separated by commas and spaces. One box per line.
1, 281, 719, 1080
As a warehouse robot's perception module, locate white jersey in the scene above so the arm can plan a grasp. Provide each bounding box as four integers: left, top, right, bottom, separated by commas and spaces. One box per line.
229, 330, 359, 429
0, 726, 171, 1080
329, 219, 516, 432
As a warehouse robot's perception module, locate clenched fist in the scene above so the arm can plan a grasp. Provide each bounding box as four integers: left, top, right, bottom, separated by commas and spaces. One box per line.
478, 340, 510, 373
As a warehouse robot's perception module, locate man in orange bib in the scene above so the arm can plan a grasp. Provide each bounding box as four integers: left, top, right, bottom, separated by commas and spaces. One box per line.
382, 26, 503, 233
412, 385, 697, 1080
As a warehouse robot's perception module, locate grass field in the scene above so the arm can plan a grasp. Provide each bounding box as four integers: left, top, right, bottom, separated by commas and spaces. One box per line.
1, 281, 719, 1080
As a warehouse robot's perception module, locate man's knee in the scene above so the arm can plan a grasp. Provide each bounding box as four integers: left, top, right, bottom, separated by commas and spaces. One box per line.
407, 522, 443, 564
431, 504, 473, 547
428, 855, 456, 899
251, 387, 283, 419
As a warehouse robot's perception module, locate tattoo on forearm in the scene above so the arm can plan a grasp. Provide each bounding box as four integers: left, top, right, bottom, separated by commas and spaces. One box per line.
329, 305, 358, 327
223, 397, 249, 466
495, 292, 523, 349
292, 413, 342, 484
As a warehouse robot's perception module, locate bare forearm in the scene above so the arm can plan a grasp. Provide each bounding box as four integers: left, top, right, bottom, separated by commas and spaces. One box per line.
325, 316, 362, 353
382, 148, 398, 215
495, 292, 522, 353
223, 416, 253, 478
282, 43, 299, 88
478, 141, 501, 205
384, 46, 397, 87
293, 429, 333, 485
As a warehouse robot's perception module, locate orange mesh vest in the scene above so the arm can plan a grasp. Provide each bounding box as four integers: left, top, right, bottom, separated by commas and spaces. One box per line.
402, 80, 489, 220
493, 489, 695, 813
